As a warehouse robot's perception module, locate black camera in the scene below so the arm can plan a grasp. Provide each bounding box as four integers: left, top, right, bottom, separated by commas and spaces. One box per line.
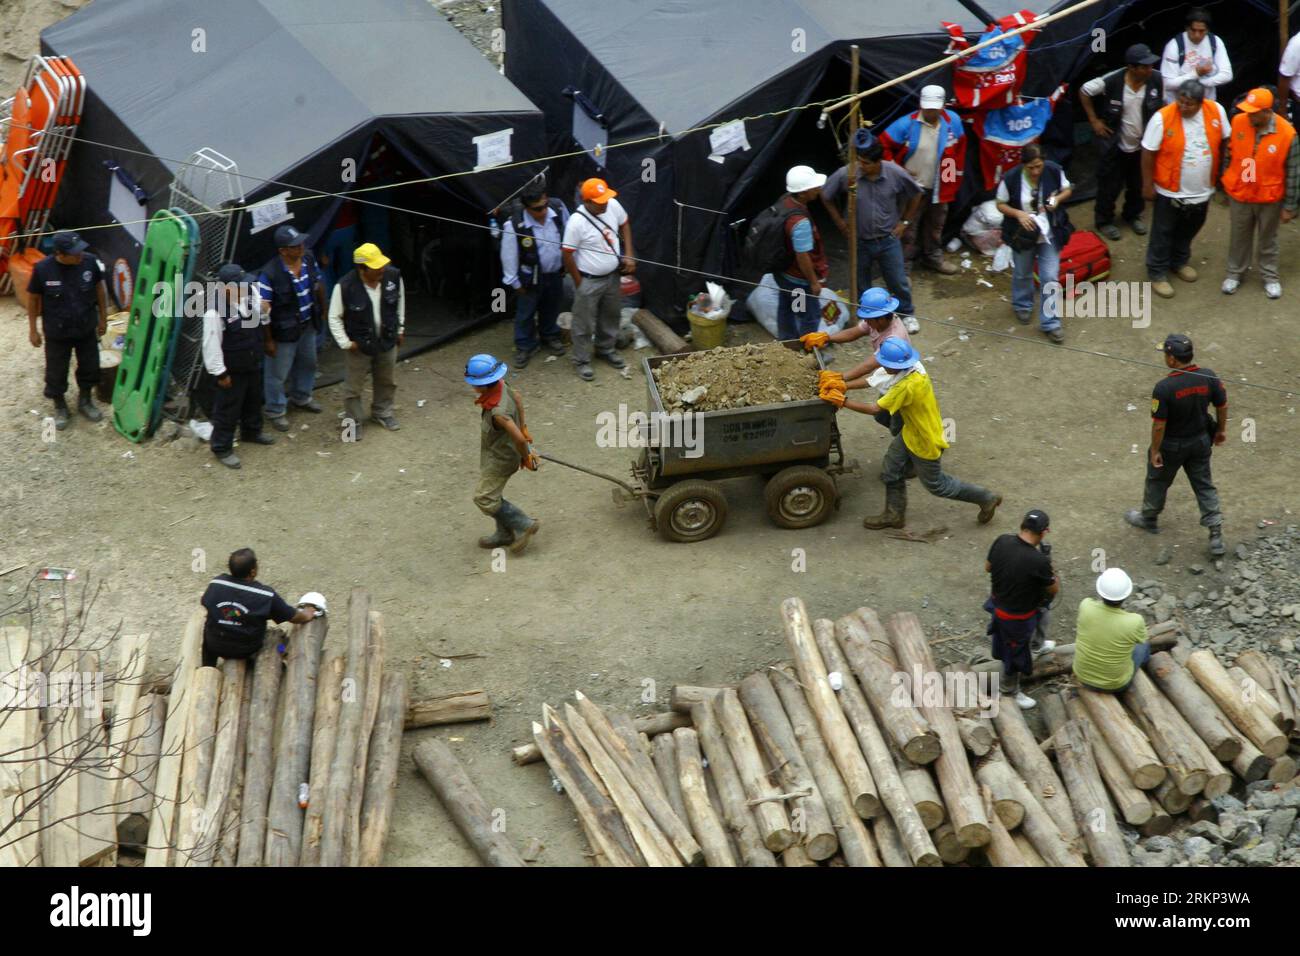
1039, 541, 1052, 557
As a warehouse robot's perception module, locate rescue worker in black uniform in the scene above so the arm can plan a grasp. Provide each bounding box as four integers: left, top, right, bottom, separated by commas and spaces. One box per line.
1125, 333, 1227, 557
199, 548, 318, 668
25, 231, 109, 429
202, 263, 276, 469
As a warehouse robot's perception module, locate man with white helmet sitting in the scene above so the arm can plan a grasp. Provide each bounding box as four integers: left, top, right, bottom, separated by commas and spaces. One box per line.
1072, 568, 1151, 693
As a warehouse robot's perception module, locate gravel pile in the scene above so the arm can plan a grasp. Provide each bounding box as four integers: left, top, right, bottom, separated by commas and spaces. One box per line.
1128, 786, 1300, 867
651, 344, 820, 413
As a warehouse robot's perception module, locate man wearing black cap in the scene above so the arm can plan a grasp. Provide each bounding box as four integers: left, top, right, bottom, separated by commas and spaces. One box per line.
984, 509, 1060, 709
1080, 44, 1164, 240
1125, 333, 1226, 556
25, 231, 109, 429
202, 264, 276, 469
258, 224, 326, 431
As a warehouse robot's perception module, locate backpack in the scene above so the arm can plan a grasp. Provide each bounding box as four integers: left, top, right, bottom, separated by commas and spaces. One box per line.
1034, 230, 1111, 294
743, 202, 802, 274
1175, 31, 1217, 67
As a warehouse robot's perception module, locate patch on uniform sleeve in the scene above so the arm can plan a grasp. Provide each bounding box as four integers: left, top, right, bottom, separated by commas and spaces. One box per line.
1151, 397, 1160, 414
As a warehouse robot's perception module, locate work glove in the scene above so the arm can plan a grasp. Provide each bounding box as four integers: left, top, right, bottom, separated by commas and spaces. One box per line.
800, 331, 830, 351
522, 450, 541, 471
818, 370, 845, 391
818, 382, 846, 408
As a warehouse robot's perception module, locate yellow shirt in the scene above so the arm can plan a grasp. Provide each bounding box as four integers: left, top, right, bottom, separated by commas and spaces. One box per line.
877, 370, 948, 460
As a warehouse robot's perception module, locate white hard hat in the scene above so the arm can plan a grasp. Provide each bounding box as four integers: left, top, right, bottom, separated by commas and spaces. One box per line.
297, 592, 327, 614
1095, 568, 1133, 602
919, 85, 947, 109
786, 164, 827, 194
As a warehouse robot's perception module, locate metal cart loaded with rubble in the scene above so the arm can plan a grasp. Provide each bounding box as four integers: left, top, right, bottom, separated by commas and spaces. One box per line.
545, 343, 859, 542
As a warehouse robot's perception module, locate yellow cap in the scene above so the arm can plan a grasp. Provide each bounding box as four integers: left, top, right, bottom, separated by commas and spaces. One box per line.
353, 242, 390, 269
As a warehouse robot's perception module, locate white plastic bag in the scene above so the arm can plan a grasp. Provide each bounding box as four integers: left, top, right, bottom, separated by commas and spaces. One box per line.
990, 243, 1013, 273
746, 274, 848, 338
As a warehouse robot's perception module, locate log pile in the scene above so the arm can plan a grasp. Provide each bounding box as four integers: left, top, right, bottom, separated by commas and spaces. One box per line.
0, 589, 492, 867
517, 598, 1299, 867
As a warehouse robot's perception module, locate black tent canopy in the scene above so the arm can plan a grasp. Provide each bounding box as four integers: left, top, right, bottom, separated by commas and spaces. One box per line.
42, 0, 546, 341
504, 0, 1112, 319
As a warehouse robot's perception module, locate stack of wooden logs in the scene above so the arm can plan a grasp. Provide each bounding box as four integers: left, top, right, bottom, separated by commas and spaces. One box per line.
521, 598, 1299, 867
0, 588, 494, 867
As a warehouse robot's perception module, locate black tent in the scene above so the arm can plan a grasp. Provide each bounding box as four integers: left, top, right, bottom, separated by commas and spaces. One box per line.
503, 0, 1127, 320
42, 0, 546, 345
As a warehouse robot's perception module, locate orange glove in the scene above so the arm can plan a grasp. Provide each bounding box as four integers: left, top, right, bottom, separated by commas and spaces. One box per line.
800, 331, 830, 350
818, 370, 845, 391
522, 451, 540, 471
818, 381, 846, 408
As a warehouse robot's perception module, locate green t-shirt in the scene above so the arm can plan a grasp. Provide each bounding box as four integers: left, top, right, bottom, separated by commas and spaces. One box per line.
1071, 597, 1148, 690
480, 385, 522, 476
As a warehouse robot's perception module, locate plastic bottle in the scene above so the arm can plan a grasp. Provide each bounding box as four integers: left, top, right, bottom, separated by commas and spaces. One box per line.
489, 216, 501, 241
298, 783, 309, 809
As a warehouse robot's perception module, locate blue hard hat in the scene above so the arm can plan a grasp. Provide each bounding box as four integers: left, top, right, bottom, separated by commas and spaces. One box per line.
857, 287, 900, 319
465, 353, 508, 386
853, 127, 879, 153
874, 336, 920, 370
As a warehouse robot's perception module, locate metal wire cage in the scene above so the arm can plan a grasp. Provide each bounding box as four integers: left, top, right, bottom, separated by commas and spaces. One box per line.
163, 148, 246, 423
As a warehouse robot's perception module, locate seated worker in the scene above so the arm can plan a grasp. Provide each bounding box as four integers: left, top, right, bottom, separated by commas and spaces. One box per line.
1072, 567, 1151, 692
200, 548, 319, 668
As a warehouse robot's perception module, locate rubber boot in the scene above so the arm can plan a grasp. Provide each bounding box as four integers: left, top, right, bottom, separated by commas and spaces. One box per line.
499, 500, 540, 554
52, 399, 70, 431
1207, 526, 1226, 558
862, 481, 906, 530
478, 513, 515, 549
78, 389, 103, 423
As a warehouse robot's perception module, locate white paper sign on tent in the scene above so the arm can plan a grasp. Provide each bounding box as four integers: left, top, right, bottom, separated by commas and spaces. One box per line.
248, 191, 293, 234
707, 119, 750, 163
473, 128, 514, 170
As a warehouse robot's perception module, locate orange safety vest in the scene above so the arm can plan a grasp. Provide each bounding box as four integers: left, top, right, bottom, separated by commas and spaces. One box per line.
1221, 112, 1296, 204
1152, 101, 1225, 194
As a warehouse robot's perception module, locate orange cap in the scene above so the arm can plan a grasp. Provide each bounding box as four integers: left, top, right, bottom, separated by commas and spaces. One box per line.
580, 178, 617, 201
1239, 88, 1274, 113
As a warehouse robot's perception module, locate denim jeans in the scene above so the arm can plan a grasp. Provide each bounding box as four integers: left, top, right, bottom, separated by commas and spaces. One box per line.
855, 234, 914, 316
263, 324, 318, 416
1011, 241, 1062, 332
879, 433, 997, 507
774, 272, 819, 339
514, 271, 564, 352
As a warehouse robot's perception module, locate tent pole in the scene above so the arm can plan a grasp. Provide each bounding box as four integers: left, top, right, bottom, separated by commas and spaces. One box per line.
846, 44, 860, 311
1284, 0, 1291, 56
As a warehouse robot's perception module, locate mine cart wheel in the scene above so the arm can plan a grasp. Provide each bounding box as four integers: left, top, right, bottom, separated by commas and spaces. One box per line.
764, 466, 838, 529
654, 480, 728, 543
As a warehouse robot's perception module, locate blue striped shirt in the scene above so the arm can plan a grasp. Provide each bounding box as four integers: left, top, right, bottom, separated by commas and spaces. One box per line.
257, 259, 316, 324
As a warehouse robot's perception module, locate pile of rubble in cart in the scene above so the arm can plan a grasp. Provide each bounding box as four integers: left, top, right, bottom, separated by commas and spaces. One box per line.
518, 598, 1299, 866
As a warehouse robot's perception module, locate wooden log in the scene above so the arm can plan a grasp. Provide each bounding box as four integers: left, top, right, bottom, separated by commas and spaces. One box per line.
1122, 670, 1209, 796
177, 666, 223, 865
838, 608, 942, 764
703, 759, 743, 864
957, 717, 994, 757
535, 705, 642, 867
1148, 652, 1243, 761
1230, 737, 1273, 783
146, 609, 203, 867
108, 633, 150, 835
781, 844, 818, 867
781, 598, 879, 817
77, 652, 118, 867
632, 307, 689, 355
0, 627, 42, 867
405, 689, 491, 729
190, 659, 247, 866
1227, 665, 1292, 736
1041, 695, 1130, 867
768, 664, 880, 867
412, 739, 525, 866
609, 712, 670, 806
1003, 770, 1087, 866
300, 645, 344, 866
872, 813, 913, 867
574, 691, 703, 864
689, 700, 777, 867
1268, 753, 1298, 784
1139, 796, 1174, 836
320, 588, 370, 867
889, 738, 945, 829
672, 728, 736, 867
342, 611, 383, 867
565, 702, 681, 867
650, 732, 690, 830
236, 627, 284, 866
1235, 652, 1296, 733
932, 823, 969, 863
512, 711, 689, 765
670, 685, 726, 713
1012, 832, 1046, 866
1186, 798, 1218, 824
358, 671, 409, 866
737, 672, 836, 860
713, 688, 796, 854
1154, 774, 1192, 814
1076, 686, 1165, 790
821, 618, 938, 864
981, 785, 1028, 867
1131, 669, 1231, 799
1185, 649, 1288, 758
265, 616, 327, 867
216, 672, 252, 868
1063, 695, 1151, 826
973, 750, 1026, 830
991, 700, 1080, 845
969, 622, 1179, 682
887, 612, 989, 847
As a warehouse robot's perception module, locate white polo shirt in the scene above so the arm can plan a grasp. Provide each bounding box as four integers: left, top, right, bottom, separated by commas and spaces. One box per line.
562, 199, 627, 276
1140, 101, 1228, 201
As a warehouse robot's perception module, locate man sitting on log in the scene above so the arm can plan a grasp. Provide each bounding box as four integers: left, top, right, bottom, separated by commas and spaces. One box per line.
200, 548, 318, 667
1071, 568, 1151, 693
983, 509, 1060, 710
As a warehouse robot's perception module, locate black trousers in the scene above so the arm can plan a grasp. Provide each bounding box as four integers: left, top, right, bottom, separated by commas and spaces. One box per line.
1146, 194, 1209, 280
44, 334, 99, 400
1142, 433, 1222, 528
1094, 147, 1144, 227
209, 365, 266, 456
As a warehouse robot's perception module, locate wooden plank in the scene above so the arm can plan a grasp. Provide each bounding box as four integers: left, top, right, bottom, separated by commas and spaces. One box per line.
145, 609, 204, 866
78, 652, 118, 866
107, 634, 150, 836
0, 626, 41, 866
